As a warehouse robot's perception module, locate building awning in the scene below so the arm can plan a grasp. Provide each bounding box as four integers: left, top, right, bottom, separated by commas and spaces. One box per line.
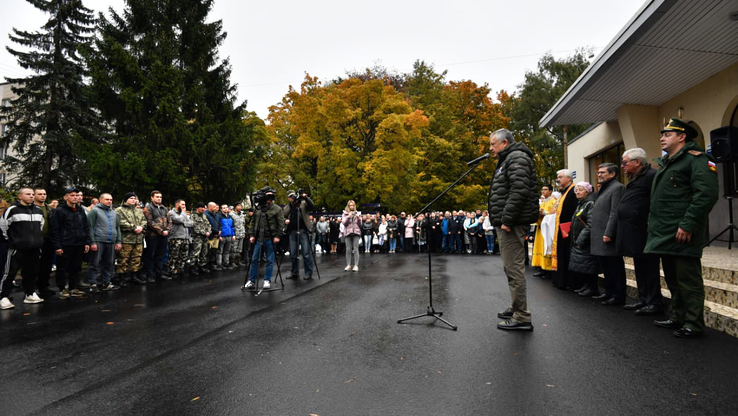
540, 0, 738, 128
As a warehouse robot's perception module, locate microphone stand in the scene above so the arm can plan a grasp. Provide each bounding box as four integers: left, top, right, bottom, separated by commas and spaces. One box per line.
397, 158, 486, 330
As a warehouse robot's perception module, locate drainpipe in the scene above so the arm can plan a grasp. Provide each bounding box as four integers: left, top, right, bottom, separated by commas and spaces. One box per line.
563, 125, 568, 169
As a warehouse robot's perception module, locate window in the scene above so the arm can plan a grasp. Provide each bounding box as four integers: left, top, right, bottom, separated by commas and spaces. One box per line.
587, 142, 626, 187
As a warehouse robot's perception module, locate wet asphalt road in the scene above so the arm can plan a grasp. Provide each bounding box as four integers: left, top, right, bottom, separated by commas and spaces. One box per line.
1, 252, 738, 416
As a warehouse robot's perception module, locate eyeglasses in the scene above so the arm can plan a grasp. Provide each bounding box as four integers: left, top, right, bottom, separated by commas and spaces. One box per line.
621, 160, 632, 166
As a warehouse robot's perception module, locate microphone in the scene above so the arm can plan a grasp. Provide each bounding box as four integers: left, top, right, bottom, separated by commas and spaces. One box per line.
466, 153, 491, 166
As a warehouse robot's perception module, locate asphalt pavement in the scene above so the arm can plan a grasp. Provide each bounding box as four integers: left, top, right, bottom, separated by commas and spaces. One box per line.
1, 251, 737, 416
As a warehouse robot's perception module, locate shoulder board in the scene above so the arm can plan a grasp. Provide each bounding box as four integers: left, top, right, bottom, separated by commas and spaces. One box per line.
687, 150, 702, 156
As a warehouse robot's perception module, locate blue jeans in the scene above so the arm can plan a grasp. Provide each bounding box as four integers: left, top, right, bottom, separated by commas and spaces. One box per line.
249, 239, 275, 282
389, 237, 396, 251
88, 242, 116, 285
399, 234, 405, 252
363, 235, 372, 252
289, 231, 314, 277
442, 234, 450, 252
485, 235, 495, 253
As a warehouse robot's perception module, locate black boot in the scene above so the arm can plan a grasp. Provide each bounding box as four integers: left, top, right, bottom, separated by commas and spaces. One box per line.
133, 271, 147, 285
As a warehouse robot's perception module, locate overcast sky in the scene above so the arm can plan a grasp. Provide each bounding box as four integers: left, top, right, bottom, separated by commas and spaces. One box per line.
0, 0, 646, 120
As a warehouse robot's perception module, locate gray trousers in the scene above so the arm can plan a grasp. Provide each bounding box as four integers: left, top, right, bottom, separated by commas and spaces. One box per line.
217, 238, 233, 266
498, 225, 531, 323
345, 234, 361, 268
89, 242, 116, 286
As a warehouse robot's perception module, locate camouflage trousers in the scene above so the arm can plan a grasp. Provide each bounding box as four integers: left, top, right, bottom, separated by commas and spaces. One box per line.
192, 236, 210, 267
116, 243, 143, 274
168, 238, 190, 273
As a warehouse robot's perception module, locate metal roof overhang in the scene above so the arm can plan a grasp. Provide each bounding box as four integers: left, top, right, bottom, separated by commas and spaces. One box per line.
540, 0, 738, 128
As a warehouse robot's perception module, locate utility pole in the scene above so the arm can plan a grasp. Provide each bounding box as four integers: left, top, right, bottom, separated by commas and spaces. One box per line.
563, 125, 568, 169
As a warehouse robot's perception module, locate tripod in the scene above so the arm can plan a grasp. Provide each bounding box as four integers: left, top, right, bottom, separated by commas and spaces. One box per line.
241, 206, 285, 294
708, 162, 738, 249
397, 162, 485, 330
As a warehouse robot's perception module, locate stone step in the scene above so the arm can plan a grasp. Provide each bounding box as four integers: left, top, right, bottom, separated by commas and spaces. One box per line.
623, 255, 738, 286
617, 276, 738, 337
623, 264, 738, 308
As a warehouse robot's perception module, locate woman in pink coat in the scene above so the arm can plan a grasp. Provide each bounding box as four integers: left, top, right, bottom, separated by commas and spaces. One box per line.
404, 215, 415, 252
341, 200, 362, 272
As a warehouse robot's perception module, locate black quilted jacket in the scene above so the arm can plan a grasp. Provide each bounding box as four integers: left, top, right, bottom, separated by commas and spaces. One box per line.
487, 141, 539, 227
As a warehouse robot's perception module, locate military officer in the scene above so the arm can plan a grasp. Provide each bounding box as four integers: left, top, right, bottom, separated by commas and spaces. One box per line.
644, 118, 719, 338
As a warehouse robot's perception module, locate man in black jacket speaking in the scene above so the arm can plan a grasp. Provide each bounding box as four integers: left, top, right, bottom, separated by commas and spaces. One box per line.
488, 129, 539, 331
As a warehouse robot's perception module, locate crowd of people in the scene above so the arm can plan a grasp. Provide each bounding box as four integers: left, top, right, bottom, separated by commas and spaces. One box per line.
0, 119, 722, 341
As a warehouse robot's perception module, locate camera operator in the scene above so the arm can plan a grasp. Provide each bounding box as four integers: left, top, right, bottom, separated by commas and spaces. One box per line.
245, 188, 285, 289
283, 189, 315, 280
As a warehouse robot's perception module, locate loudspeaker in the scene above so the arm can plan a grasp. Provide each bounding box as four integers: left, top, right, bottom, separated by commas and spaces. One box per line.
711, 126, 738, 162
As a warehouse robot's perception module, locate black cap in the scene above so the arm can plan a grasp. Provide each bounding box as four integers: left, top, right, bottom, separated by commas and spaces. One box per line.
195, 202, 206, 209
122, 192, 137, 202
661, 118, 698, 141
64, 187, 79, 195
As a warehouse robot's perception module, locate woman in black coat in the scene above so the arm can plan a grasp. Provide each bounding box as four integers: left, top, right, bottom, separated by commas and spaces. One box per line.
329, 217, 340, 254
568, 182, 600, 296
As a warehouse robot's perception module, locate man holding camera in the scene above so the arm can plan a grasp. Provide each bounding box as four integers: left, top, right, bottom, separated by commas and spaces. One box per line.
246, 188, 285, 289
283, 190, 315, 280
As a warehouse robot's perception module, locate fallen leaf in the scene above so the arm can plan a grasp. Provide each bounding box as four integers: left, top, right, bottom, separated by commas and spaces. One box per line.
23, 313, 30, 316
399, 356, 404, 361
345, 377, 356, 383
691, 393, 698, 396
106, 322, 114, 325
134, 304, 145, 307
310, 414, 320, 416
191, 396, 200, 402
211, 306, 218, 309
486, 382, 492, 385
543, 324, 548, 327
437, 370, 442, 374
546, 384, 555, 387
102, 310, 111, 312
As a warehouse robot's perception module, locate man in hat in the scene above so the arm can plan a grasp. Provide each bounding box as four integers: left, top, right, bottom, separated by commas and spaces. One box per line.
645, 118, 719, 338
283, 190, 315, 280
116, 192, 147, 285
246, 188, 285, 289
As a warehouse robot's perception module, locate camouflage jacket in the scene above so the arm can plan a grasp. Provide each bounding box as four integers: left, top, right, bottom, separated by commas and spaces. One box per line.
191, 211, 211, 237
230, 211, 246, 238
116, 203, 147, 244
143, 202, 171, 236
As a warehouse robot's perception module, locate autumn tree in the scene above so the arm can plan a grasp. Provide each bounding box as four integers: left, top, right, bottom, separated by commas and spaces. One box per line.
507, 49, 594, 185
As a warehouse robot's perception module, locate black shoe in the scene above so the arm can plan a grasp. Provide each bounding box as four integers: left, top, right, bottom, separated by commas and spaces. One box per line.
38, 289, 56, 298
602, 297, 624, 306
533, 271, 546, 277
634, 305, 660, 316
578, 288, 597, 297
200, 267, 211, 274
189, 268, 200, 275
303, 274, 313, 280
592, 293, 609, 300
497, 320, 533, 331
146, 276, 156, 284
286, 274, 299, 280
133, 276, 147, 285
654, 319, 681, 329
624, 302, 646, 311
157, 274, 172, 281
89, 284, 100, 293
212, 265, 223, 271
497, 308, 513, 319
574, 285, 587, 293
673, 327, 703, 338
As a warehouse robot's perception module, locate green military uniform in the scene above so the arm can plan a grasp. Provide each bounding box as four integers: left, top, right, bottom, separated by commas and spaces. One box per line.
116, 202, 147, 275
191, 210, 212, 268
644, 119, 719, 334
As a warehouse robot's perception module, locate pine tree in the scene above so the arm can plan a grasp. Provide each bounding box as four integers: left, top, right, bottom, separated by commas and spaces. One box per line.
85, 0, 262, 203
0, 0, 96, 193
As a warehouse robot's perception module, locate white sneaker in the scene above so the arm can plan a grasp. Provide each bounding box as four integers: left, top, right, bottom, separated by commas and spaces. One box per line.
263, 281, 271, 289
24, 292, 44, 304
244, 281, 255, 289
345, 265, 352, 271
0, 297, 14, 309
352, 265, 359, 272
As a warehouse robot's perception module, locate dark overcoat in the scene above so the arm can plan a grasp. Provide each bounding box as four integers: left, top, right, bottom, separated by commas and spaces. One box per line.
616, 166, 656, 257
590, 178, 625, 257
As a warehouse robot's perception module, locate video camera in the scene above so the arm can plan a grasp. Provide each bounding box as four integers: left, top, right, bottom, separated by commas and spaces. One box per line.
252, 186, 276, 210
